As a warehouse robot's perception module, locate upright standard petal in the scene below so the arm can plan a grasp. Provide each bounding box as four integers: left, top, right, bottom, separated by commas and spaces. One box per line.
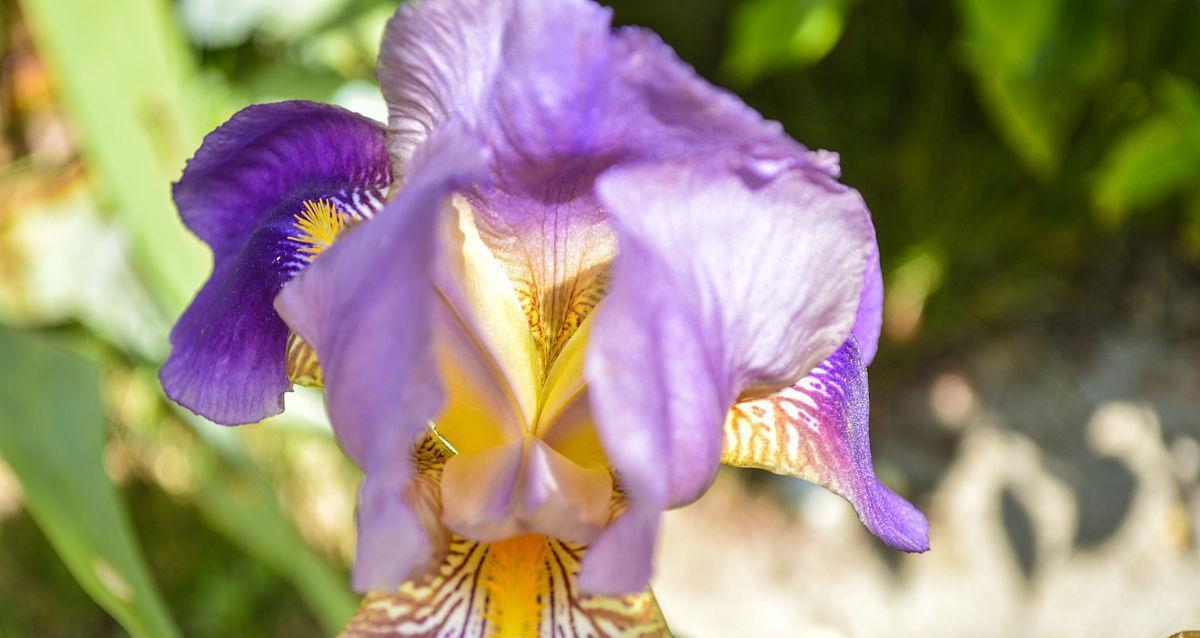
377, 0, 864, 377
462, 0, 622, 373
376, 0, 510, 174
582, 159, 874, 593
161, 101, 389, 425
609, 26, 807, 163
723, 338, 929, 552
274, 123, 489, 591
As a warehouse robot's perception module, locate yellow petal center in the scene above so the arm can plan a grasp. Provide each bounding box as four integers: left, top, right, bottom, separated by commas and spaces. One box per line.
286, 199, 354, 388
482, 534, 546, 637
429, 196, 614, 543
289, 198, 349, 260
431, 197, 609, 459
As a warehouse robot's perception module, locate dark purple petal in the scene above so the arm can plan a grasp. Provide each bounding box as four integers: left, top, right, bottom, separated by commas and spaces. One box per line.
161, 101, 389, 425
274, 123, 489, 591
581, 159, 875, 593
724, 337, 929, 552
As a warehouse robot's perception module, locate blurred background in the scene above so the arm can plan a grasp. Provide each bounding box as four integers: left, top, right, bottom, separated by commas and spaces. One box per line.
1, 0, 1198, 636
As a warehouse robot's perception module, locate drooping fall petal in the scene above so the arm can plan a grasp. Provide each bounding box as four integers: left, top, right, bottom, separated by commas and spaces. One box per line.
723, 337, 929, 552
161, 101, 389, 425
583, 158, 875, 593
341, 535, 669, 638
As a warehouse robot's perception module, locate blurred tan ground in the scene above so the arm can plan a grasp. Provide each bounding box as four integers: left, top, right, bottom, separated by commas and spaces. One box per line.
653, 401, 1200, 638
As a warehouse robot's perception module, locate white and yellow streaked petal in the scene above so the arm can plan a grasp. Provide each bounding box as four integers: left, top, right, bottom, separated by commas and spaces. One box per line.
285, 332, 324, 388
342, 537, 491, 638
407, 435, 454, 566
721, 338, 929, 552
542, 539, 667, 638
339, 534, 670, 638
513, 257, 610, 373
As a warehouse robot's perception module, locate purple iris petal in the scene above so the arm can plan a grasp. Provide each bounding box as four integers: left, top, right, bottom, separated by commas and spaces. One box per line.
723, 337, 927, 551
854, 229, 884, 365
377, 0, 509, 175
161, 101, 389, 425
781, 153, 883, 365
439, 439, 527, 542
274, 123, 490, 591
367, 0, 889, 595
797, 337, 928, 551
377, 0, 809, 201
381, 0, 881, 367
583, 159, 875, 593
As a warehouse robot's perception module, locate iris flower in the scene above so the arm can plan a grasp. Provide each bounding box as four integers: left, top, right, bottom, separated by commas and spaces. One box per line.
160, 0, 929, 634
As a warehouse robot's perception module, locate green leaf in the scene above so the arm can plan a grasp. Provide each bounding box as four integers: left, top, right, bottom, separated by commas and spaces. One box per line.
190, 455, 358, 633
722, 0, 855, 86
1093, 77, 1200, 223
0, 329, 180, 638
955, 0, 1118, 177
18, 0, 210, 315
179, 411, 358, 633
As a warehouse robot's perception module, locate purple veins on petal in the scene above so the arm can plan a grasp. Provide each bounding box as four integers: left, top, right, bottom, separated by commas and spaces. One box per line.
723, 337, 930, 553
160, 101, 390, 426
279, 0, 897, 597
153, 0, 914, 618
581, 158, 876, 593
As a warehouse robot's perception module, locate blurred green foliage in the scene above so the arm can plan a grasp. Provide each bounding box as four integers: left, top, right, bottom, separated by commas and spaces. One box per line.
19, 0, 209, 316
1, 0, 1199, 635
1094, 77, 1200, 223
177, 413, 358, 631
954, 0, 1118, 177
0, 329, 179, 638
721, 0, 856, 85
